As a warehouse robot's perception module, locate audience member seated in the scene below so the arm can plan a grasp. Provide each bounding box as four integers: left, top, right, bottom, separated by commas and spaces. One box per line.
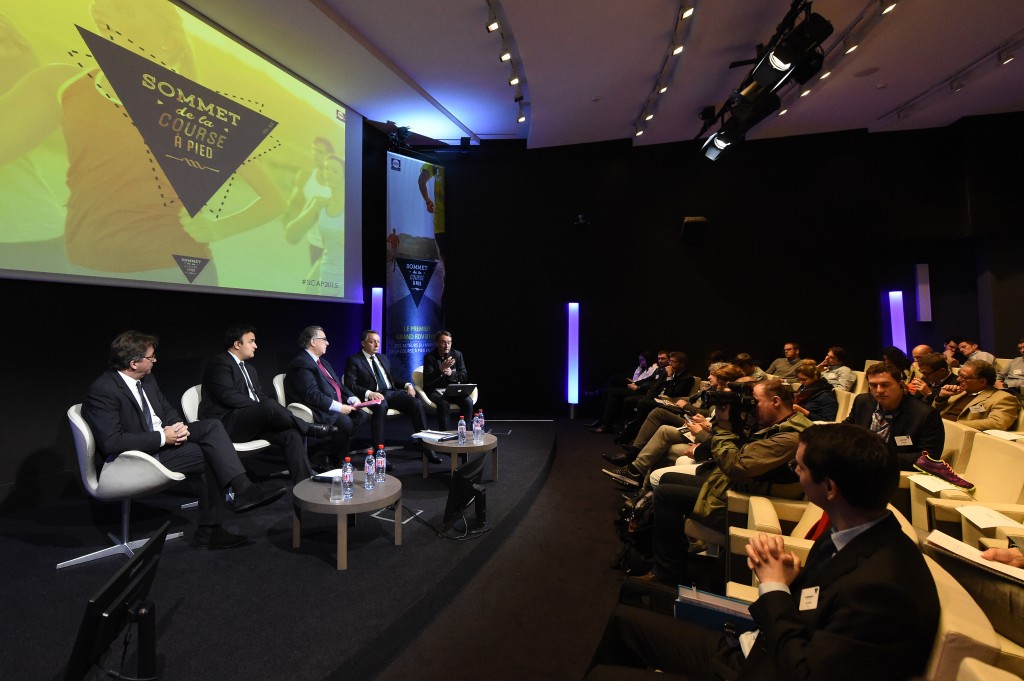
601, 363, 742, 468
791, 361, 839, 421
843, 362, 943, 470
627, 351, 696, 433
765, 341, 801, 379
909, 351, 958, 407
589, 350, 663, 434
632, 379, 812, 585
910, 343, 934, 378
816, 345, 856, 391
587, 424, 940, 681
996, 336, 1024, 395
882, 345, 914, 381
943, 336, 967, 368
959, 338, 996, 364
935, 359, 1021, 431
733, 353, 766, 381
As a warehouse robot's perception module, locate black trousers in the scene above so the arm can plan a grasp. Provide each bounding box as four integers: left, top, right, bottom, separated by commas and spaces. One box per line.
369, 389, 426, 443
431, 391, 474, 431
652, 471, 707, 584
220, 400, 311, 485
155, 419, 246, 526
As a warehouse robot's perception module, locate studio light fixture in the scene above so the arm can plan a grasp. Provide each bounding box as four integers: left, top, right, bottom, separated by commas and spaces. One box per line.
645, 113, 654, 121
632, 0, 699, 143
949, 78, 964, 93
517, 103, 526, 123
880, 1, 897, 15
509, 67, 520, 86
635, 129, 644, 137
672, 45, 684, 56
659, 86, 668, 94
484, 1, 529, 127
499, 39, 511, 62
998, 49, 1015, 65
485, 2, 499, 32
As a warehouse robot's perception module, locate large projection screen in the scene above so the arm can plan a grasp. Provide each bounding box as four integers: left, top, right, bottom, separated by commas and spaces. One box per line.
0, 0, 363, 302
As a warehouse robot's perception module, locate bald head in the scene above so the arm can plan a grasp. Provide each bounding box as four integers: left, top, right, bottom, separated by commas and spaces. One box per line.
911, 345, 933, 363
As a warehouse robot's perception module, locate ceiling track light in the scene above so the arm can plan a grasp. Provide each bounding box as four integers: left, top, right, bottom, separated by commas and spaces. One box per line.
672, 45, 684, 55
949, 78, 964, 93
681, 3, 694, 20
998, 49, 1015, 65
879, 1, 897, 15
517, 103, 526, 123
843, 38, 858, 54
508, 67, 520, 86
485, 2, 499, 33
635, 129, 644, 137
499, 41, 512, 62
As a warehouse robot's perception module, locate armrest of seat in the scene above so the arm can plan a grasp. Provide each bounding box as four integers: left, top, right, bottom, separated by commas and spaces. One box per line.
725, 581, 758, 604
747, 496, 783, 535
95, 451, 186, 500
910, 475, 976, 530
415, 386, 438, 410
728, 527, 814, 565
287, 402, 314, 423
957, 657, 1022, 681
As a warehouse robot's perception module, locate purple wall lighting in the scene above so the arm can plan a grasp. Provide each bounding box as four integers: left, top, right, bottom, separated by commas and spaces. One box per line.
887, 290, 907, 353
567, 303, 579, 404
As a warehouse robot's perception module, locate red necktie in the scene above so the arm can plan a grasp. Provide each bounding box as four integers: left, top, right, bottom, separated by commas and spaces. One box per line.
317, 360, 342, 401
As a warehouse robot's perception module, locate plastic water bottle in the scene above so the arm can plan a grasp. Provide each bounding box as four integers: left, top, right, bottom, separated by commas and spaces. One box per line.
478, 410, 485, 433
363, 449, 375, 490
341, 457, 354, 499
472, 412, 483, 444
375, 444, 387, 483
457, 415, 467, 445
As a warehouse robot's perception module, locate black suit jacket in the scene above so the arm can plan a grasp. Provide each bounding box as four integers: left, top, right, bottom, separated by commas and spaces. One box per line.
199, 352, 268, 420
422, 348, 468, 393
740, 513, 939, 681
344, 351, 406, 398
82, 370, 182, 461
284, 351, 358, 424
843, 392, 944, 469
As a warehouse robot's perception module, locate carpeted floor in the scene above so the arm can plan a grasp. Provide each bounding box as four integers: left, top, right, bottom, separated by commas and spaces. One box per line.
0, 417, 634, 681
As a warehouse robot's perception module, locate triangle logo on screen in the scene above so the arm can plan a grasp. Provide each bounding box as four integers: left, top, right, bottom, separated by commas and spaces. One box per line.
76, 26, 278, 217
396, 258, 438, 307
173, 255, 210, 283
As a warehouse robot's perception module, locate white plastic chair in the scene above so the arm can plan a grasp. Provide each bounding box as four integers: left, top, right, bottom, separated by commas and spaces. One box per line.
181, 384, 271, 452
411, 364, 479, 414
58, 405, 185, 570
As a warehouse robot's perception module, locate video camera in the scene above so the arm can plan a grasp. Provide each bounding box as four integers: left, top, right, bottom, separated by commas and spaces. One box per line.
702, 381, 759, 430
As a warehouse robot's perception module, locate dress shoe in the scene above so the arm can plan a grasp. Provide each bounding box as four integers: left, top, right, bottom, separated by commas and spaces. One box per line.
190, 525, 248, 549
232, 481, 287, 513
306, 423, 338, 437
601, 451, 630, 466
309, 453, 333, 474
424, 450, 443, 465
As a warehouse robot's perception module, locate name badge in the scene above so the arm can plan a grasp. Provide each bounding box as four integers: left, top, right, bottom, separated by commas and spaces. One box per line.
969, 404, 987, 414
894, 435, 913, 446
799, 586, 820, 611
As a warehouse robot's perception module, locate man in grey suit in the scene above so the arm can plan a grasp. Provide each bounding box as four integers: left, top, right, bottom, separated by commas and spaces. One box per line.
83, 331, 286, 550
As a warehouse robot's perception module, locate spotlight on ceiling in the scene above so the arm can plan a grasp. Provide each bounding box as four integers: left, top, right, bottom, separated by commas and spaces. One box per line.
751, 12, 833, 92
499, 39, 511, 62
509, 68, 520, 86
486, 7, 499, 33
998, 49, 1015, 65
880, 1, 897, 15
517, 103, 526, 123
672, 45, 684, 56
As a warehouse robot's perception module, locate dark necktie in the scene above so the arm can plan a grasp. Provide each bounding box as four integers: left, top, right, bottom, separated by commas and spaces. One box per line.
239, 362, 259, 402
800, 531, 837, 583
137, 381, 154, 431
317, 360, 343, 401
371, 356, 388, 391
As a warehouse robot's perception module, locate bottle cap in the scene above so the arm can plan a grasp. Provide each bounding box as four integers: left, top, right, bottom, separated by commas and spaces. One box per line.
344, 456, 351, 462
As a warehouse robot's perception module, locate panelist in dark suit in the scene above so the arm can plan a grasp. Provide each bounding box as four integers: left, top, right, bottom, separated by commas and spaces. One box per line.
200, 324, 335, 484
344, 329, 436, 461
842, 362, 944, 470
284, 325, 373, 468
422, 330, 473, 430
82, 331, 287, 550
587, 423, 939, 681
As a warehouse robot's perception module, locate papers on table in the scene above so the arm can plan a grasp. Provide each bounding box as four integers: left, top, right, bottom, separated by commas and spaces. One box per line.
310, 469, 345, 482
412, 430, 459, 443
956, 506, 1024, 531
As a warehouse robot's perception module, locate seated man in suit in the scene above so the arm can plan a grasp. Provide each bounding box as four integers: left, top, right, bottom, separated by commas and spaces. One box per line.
200, 324, 336, 485
422, 330, 473, 431
344, 329, 438, 462
935, 358, 1021, 431
284, 326, 374, 470
843, 362, 944, 470
83, 331, 287, 550
587, 424, 940, 681
908, 352, 958, 406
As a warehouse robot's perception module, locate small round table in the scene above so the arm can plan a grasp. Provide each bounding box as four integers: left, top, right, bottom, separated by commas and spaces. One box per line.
292, 473, 402, 570
422, 433, 499, 479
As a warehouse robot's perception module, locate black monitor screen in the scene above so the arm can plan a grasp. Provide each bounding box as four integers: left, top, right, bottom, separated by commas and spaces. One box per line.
64, 522, 171, 681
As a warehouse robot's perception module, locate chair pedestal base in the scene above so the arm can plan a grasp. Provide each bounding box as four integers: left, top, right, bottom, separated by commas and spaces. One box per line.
57, 531, 183, 569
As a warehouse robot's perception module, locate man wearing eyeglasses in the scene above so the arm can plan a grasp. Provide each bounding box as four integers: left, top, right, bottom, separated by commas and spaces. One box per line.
935, 359, 1020, 431
83, 330, 287, 550
284, 326, 374, 469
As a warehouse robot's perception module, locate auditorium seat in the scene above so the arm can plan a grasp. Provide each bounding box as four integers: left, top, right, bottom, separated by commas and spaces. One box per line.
909, 432, 1024, 530
833, 388, 856, 422
851, 370, 868, 394
58, 405, 185, 570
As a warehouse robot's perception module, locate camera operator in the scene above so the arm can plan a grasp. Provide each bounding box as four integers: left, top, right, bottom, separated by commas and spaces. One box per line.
633, 379, 812, 586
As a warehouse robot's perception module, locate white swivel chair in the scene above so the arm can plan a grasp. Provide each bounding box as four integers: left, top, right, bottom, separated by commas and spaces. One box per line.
180, 384, 271, 452
58, 405, 185, 570
272, 373, 315, 424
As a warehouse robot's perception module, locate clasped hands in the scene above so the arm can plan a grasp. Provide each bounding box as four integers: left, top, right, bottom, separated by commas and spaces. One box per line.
745, 533, 802, 586
164, 422, 190, 445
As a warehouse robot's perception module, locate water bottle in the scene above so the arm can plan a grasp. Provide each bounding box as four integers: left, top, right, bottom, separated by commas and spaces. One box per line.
375, 444, 387, 483
341, 457, 354, 499
478, 410, 485, 433
363, 449, 375, 490
472, 412, 483, 444
457, 415, 467, 445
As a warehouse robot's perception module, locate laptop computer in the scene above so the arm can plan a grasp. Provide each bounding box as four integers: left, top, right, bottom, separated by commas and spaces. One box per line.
442, 383, 477, 398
